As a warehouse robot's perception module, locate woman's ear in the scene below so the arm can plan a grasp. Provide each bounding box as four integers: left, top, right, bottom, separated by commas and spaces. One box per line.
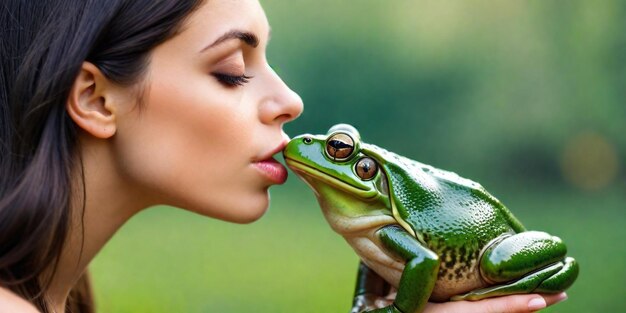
66, 62, 118, 139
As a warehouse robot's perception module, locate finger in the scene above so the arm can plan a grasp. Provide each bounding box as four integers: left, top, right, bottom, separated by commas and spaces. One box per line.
478, 294, 550, 313
384, 290, 397, 300
374, 298, 394, 308
542, 292, 568, 306
483, 294, 543, 313
425, 293, 567, 313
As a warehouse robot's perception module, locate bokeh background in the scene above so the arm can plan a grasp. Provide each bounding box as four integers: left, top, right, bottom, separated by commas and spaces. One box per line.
91, 1, 625, 312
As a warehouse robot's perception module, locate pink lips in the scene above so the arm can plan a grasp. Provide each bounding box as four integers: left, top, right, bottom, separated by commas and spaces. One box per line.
253, 139, 289, 184
254, 158, 288, 184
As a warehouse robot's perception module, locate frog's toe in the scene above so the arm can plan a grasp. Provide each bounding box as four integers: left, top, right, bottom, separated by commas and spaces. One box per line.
534, 257, 579, 293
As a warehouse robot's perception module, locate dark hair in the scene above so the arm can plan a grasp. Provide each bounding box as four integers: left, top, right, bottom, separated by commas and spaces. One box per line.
0, 0, 203, 311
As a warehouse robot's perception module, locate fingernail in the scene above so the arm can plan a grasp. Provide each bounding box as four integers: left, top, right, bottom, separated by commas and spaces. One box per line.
528, 297, 547, 311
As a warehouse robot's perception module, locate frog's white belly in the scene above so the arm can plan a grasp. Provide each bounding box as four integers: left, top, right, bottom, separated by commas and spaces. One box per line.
321, 211, 405, 285
327, 213, 487, 302
344, 230, 404, 287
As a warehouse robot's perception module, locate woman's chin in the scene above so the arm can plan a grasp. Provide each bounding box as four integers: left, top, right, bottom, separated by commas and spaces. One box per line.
230, 207, 268, 224
229, 195, 271, 224
181, 192, 271, 224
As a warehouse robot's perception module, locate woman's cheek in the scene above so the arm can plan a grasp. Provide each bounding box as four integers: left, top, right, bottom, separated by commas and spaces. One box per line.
112, 100, 261, 215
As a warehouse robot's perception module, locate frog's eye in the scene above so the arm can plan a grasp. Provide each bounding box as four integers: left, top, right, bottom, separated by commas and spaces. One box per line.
326, 133, 355, 161
355, 157, 378, 180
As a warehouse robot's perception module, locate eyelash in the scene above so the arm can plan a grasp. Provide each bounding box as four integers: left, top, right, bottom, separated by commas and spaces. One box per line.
213, 73, 253, 87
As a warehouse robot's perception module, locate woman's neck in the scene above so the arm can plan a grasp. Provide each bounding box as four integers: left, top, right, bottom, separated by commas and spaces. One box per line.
45, 136, 150, 312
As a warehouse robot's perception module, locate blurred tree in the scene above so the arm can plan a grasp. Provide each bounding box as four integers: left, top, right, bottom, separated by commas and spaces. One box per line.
265, 0, 625, 191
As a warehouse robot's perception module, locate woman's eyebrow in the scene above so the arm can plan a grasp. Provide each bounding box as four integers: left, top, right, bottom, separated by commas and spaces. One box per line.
200, 30, 259, 52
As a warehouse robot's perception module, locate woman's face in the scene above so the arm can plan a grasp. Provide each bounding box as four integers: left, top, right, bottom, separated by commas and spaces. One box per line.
113, 0, 303, 223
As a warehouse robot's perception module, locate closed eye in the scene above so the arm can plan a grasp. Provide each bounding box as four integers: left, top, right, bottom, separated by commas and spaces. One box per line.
213, 73, 253, 87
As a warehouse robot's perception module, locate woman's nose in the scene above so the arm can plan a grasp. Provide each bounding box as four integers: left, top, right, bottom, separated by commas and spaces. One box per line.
258, 67, 304, 125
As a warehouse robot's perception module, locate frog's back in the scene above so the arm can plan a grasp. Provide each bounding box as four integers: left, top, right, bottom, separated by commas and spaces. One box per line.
381, 152, 517, 248
365, 145, 525, 300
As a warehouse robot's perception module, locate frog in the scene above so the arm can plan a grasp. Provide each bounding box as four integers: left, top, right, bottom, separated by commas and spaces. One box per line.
282, 124, 578, 313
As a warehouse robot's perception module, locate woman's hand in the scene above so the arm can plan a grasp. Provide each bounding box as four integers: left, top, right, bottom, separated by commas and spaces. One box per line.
357, 292, 568, 313
423, 293, 568, 313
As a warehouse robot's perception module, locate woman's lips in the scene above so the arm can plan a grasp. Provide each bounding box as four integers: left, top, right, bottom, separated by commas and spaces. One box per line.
254, 157, 288, 184
253, 138, 289, 184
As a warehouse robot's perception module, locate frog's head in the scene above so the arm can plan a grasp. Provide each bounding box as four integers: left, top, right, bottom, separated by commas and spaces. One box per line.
283, 124, 392, 220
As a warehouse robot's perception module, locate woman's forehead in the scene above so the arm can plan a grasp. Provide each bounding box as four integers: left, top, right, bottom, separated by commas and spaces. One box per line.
179, 0, 270, 51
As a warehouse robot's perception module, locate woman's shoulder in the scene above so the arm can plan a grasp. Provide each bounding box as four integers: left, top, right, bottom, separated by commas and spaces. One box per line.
0, 287, 39, 313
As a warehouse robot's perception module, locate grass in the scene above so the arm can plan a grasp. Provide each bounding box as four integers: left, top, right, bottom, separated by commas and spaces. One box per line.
90, 180, 626, 312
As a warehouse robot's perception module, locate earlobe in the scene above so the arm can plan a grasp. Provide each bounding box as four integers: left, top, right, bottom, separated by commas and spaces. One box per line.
66, 62, 117, 139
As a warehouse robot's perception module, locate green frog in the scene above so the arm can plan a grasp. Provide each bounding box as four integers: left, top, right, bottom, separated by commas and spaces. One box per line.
283, 124, 578, 313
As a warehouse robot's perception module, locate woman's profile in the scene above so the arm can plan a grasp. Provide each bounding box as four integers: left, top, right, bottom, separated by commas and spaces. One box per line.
0, 0, 566, 312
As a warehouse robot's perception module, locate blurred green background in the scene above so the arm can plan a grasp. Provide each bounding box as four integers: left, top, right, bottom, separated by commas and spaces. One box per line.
91, 1, 625, 312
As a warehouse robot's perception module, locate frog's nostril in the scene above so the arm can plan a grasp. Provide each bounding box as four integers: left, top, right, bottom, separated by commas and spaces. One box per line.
303, 137, 313, 144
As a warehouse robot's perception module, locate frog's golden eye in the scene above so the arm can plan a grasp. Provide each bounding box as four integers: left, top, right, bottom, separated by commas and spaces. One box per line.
326, 133, 355, 161
355, 157, 378, 180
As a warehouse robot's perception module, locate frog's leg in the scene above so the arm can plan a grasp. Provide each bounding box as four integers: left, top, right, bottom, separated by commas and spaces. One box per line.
453, 231, 579, 301
365, 225, 439, 313
351, 261, 392, 313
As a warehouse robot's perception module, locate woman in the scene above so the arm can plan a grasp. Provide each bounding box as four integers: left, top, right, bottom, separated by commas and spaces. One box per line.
0, 0, 566, 312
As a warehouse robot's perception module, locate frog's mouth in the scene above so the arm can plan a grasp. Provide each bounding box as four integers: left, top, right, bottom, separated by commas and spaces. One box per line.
284, 158, 379, 199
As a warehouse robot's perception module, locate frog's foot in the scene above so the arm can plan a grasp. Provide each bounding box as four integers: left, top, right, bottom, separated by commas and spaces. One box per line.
352, 294, 399, 313
364, 305, 403, 313
452, 257, 578, 300
452, 231, 579, 301
351, 262, 394, 313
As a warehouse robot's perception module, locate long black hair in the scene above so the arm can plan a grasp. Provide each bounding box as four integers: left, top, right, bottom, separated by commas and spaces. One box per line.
0, 0, 203, 311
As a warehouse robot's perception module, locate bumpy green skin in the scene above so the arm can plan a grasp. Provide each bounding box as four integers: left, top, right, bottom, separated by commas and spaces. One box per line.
283, 124, 578, 313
